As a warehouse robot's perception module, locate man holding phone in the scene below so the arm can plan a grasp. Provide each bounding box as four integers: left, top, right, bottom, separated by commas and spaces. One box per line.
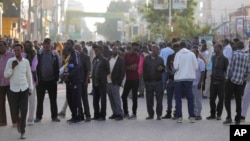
4, 44, 33, 139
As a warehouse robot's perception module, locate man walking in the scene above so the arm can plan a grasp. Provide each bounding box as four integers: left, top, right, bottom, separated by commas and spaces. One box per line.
4, 44, 33, 139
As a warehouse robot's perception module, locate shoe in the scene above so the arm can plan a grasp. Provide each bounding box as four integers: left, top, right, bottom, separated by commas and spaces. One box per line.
138, 94, 144, 98
58, 112, 65, 118
67, 118, 74, 123
115, 116, 123, 121
235, 120, 240, 125
85, 117, 91, 122
109, 115, 117, 119
223, 119, 232, 125
157, 116, 161, 120
34, 118, 41, 123
69, 119, 82, 124
91, 117, 99, 120
216, 116, 221, 120
240, 116, 245, 122
123, 114, 129, 118
162, 113, 172, 119
172, 116, 178, 120
97, 117, 106, 121
195, 116, 202, 120
20, 133, 26, 139
128, 114, 137, 120
206, 115, 216, 120
27, 120, 34, 126
52, 118, 60, 122
189, 117, 195, 123
145, 116, 154, 120
177, 117, 183, 123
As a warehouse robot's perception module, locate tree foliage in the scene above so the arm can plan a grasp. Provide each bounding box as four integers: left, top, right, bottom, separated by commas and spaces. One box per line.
142, 0, 211, 41
96, 1, 132, 41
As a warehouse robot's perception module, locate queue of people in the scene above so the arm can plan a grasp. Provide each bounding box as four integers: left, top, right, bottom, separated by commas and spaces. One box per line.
0, 36, 250, 140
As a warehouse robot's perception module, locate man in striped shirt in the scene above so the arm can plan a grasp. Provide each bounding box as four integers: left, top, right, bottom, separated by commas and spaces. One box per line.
224, 41, 249, 125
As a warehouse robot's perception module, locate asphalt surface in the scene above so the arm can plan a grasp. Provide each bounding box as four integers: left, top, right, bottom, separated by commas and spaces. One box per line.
0, 83, 249, 141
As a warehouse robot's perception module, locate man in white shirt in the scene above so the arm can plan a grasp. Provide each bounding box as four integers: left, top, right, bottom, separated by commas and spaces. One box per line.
223, 39, 233, 62
4, 44, 33, 139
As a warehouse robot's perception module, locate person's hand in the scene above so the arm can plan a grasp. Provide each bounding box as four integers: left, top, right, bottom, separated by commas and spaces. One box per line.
157, 65, 164, 71
12, 60, 18, 69
29, 89, 33, 96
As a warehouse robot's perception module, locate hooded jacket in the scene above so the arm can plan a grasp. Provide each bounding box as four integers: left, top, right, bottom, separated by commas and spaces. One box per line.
174, 48, 198, 81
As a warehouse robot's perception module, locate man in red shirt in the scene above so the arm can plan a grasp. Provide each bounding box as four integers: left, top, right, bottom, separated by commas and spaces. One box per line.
121, 42, 140, 119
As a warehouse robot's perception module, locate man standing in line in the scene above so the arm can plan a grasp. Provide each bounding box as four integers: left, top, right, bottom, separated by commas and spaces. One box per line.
159, 42, 174, 95
107, 47, 126, 120
74, 43, 91, 122
224, 41, 249, 125
0, 41, 15, 127
162, 43, 180, 119
4, 44, 33, 139
143, 45, 165, 120
173, 41, 198, 123
35, 38, 61, 122
92, 45, 110, 121
121, 42, 140, 119
63, 40, 83, 123
23, 41, 38, 126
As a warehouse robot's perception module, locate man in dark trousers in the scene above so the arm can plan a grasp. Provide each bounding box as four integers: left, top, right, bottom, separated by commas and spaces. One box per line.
63, 40, 83, 123
92, 44, 110, 121
121, 42, 140, 119
206, 44, 228, 121
143, 45, 165, 120
107, 47, 126, 120
74, 43, 91, 122
35, 38, 61, 123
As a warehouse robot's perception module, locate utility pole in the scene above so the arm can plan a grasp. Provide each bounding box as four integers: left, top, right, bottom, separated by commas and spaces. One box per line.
27, 0, 31, 40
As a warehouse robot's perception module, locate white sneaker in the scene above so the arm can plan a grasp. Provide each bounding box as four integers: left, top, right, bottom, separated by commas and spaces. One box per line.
189, 117, 195, 123
177, 117, 182, 123
27, 120, 34, 126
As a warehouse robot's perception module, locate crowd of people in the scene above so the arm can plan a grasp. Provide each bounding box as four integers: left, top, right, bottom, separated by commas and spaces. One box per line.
0, 35, 250, 139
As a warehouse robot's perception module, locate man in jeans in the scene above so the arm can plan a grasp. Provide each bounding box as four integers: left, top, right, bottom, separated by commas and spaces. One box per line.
4, 44, 33, 139
173, 41, 198, 123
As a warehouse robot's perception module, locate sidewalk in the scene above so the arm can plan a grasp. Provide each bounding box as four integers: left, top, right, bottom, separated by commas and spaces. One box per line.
0, 83, 249, 141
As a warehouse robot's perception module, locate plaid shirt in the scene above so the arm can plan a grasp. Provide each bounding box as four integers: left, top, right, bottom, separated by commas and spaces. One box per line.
227, 50, 249, 85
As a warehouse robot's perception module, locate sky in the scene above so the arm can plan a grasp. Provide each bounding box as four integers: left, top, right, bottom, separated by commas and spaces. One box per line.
69, 0, 136, 32
72, 0, 112, 32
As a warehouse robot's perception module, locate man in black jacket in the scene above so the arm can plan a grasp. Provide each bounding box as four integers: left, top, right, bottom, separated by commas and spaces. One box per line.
92, 44, 110, 121
143, 45, 165, 120
74, 43, 91, 122
107, 47, 125, 120
207, 44, 228, 120
35, 38, 61, 122
63, 40, 83, 123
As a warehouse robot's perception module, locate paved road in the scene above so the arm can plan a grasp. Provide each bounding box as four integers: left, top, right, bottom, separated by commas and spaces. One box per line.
0, 83, 249, 141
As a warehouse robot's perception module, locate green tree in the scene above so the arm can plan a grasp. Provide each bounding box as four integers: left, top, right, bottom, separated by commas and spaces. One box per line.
142, 0, 210, 41
96, 1, 132, 41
